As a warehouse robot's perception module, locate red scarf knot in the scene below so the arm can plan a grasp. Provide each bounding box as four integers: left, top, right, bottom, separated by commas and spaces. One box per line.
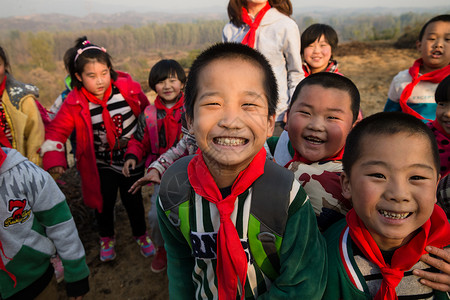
379, 267, 403, 286
399, 59, 450, 120
241, 2, 271, 48
187, 147, 267, 299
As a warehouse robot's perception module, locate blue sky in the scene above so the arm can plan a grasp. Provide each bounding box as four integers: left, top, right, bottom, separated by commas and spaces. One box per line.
2, 0, 449, 17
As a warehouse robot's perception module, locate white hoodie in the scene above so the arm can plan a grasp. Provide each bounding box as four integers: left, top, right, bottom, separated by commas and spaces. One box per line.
223, 8, 305, 122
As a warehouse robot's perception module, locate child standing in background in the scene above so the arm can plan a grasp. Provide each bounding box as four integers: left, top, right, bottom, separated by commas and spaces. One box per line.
123, 59, 186, 273
384, 14, 450, 120
223, 0, 304, 135
40, 37, 152, 263
301, 23, 341, 76
0, 46, 45, 167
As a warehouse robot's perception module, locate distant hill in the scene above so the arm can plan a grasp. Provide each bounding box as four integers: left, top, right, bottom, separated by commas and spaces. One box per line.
1, 6, 448, 33
0, 11, 228, 32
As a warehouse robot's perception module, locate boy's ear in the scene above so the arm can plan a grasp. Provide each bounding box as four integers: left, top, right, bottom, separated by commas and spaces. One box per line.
75, 73, 82, 82
434, 174, 441, 204
284, 110, 290, 132
416, 39, 422, 52
340, 171, 352, 200
267, 114, 276, 138
186, 114, 195, 135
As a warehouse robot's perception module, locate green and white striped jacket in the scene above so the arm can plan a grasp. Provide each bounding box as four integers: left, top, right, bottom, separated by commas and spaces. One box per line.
158, 156, 327, 299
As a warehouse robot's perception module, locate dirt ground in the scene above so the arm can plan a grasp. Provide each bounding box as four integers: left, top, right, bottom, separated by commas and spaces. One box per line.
55, 41, 418, 299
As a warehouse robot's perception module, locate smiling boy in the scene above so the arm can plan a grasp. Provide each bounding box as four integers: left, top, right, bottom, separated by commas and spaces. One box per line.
157, 43, 326, 299
324, 112, 450, 299
267, 72, 360, 231
384, 14, 450, 121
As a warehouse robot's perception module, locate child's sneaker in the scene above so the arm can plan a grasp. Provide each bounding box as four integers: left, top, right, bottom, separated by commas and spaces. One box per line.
134, 232, 155, 258
50, 255, 64, 283
99, 236, 116, 262
151, 246, 167, 273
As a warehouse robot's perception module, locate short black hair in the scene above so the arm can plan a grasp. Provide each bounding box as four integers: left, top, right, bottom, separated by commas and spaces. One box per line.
184, 42, 278, 120
289, 72, 360, 122
148, 59, 186, 91
342, 112, 440, 177
301, 23, 339, 58
419, 14, 450, 41
67, 36, 117, 90
435, 75, 450, 104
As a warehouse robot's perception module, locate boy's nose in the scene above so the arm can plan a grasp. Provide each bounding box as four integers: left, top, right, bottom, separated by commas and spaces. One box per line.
218, 107, 243, 129
307, 117, 325, 131
433, 39, 444, 48
385, 178, 410, 203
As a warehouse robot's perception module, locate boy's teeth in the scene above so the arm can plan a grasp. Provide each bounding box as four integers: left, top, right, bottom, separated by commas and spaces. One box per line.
305, 137, 323, 144
379, 210, 410, 220
215, 137, 246, 146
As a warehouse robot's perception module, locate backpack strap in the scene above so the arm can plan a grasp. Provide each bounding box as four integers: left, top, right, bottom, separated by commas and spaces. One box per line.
144, 104, 159, 157
248, 159, 294, 280
159, 155, 195, 248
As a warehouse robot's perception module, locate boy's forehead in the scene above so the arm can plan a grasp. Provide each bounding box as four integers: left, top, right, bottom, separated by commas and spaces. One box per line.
294, 84, 352, 109
423, 20, 450, 36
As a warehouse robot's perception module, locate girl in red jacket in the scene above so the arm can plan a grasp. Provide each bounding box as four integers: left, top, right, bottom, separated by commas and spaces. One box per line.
40, 37, 153, 262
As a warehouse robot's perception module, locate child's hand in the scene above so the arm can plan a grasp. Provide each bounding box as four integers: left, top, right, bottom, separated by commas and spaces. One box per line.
414, 246, 450, 291
128, 169, 161, 194
122, 159, 136, 177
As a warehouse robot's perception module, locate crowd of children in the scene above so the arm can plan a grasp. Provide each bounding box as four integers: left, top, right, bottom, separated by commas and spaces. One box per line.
0, 5, 450, 299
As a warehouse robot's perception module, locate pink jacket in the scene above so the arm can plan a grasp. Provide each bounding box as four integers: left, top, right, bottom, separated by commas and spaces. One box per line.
42, 71, 149, 212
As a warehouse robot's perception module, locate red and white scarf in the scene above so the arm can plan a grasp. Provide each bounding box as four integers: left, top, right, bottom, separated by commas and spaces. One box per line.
302, 60, 339, 77
153, 93, 184, 155
399, 59, 450, 120
81, 84, 115, 152
187, 148, 266, 299
346, 205, 450, 300
241, 2, 271, 48
286, 146, 344, 167
0, 147, 16, 287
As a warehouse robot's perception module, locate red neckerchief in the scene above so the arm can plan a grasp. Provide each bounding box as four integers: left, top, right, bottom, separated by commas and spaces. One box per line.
81, 83, 115, 151
0, 147, 16, 287
187, 147, 266, 299
241, 2, 271, 48
0, 76, 12, 148
430, 120, 450, 177
286, 146, 344, 167
302, 60, 339, 77
346, 205, 450, 300
153, 93, 184, 154
399, 59, 450, 121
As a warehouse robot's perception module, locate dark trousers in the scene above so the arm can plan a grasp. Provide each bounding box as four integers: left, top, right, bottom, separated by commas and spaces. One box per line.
95, 167, 146, 238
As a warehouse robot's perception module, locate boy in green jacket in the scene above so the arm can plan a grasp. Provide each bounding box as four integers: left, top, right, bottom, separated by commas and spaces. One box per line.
157, 42, 326, 299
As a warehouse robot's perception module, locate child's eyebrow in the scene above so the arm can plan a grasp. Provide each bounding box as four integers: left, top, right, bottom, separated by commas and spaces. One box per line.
297, 103, 346, 113
361, 160, 435, 171
198, 91, 264, 101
